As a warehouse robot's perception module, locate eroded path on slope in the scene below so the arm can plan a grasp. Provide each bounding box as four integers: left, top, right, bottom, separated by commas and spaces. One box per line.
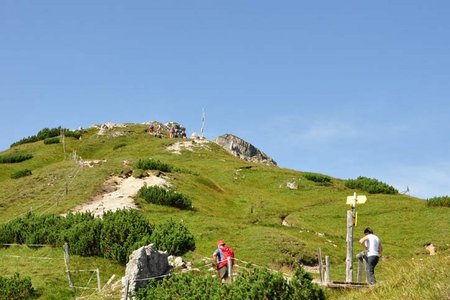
69, 174, 169, 217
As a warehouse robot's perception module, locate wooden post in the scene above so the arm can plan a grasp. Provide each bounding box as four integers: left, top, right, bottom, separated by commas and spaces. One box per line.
61, 128, 66, 160
227, 256, 232, 282
96, 268, 101, 292
317, 248, 323, 283
63, 242, 70, 265
63, 243, 75, 292
357, 256, 364, 282
324, 256, 331, 284
104, 274, 116, 289
345, 209, 354, 282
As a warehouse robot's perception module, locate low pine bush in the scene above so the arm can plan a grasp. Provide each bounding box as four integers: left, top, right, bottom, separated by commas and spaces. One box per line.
136, 158, 172, 172
0, 273, 35, 300
0, 210, 196, 265
426, 196, 450, 207
151, 219, 196, 256
100, 209, 153, 264
44, 137, 60, 144
62, 218, 103, 257
0, 153, 33, 163
10, 127, 82, 147
345, 176, 398, 194
138, 186, 192, 209
23, 214, 63, 246
135, 267, 325, 300
10, 136, 39, 147
303, 172, 332, 184
36, 127, 82, 140
10, 169, 32, 179
0, 213, 62, 245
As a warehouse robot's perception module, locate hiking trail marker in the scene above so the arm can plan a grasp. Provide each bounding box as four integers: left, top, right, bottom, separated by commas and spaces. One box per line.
345, 192, 367, 282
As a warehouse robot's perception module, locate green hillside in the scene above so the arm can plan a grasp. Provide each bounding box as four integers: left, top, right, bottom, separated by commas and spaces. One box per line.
0, 123, 448, 299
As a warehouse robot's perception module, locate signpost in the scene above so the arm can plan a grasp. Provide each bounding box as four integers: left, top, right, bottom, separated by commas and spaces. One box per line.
345, 192, 367, 282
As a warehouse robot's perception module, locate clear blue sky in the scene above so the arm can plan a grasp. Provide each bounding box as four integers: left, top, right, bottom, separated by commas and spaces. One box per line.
1, 1, 449, 199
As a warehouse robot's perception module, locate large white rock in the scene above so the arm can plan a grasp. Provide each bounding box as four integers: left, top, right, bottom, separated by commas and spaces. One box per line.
122, 244, 172, 299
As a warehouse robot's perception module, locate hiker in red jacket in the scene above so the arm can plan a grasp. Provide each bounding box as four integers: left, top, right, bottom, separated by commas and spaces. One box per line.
212, 240, 234, 282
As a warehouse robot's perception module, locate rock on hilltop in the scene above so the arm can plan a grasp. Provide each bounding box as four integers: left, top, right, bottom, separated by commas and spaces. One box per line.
213, 134, 277, 166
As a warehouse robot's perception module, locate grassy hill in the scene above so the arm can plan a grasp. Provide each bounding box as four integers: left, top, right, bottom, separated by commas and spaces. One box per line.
0, 123, 448, 299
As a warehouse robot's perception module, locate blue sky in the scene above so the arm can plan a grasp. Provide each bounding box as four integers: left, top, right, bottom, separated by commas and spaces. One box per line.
1, 1, 449, 199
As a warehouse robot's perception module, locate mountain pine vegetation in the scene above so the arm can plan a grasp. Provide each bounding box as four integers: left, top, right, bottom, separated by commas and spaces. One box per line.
0, 123, 448, 299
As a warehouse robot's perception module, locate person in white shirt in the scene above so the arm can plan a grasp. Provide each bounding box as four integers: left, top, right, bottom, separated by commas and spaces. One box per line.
359, 227, 383, 284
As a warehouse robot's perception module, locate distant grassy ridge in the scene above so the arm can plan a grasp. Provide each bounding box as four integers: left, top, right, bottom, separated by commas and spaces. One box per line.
0, 123, 448, 299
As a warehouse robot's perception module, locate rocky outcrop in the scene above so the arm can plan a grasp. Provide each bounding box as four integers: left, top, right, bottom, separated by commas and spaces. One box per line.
94, 122, 127, 136
286, 179, 298, 190
144, 121, 186, 138
122, 244, 172, 299
213, 134, 277, 166
425, 243, 436, 255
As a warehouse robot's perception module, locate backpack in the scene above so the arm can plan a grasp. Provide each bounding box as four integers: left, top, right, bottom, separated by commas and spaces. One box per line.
218, 246, 235, 268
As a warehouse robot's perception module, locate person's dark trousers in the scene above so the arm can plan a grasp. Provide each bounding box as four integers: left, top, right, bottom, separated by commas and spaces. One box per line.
367, 255, 379, 284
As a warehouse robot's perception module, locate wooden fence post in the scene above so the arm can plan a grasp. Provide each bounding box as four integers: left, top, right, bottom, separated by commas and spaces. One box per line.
346, 210, 354, 282
324, 256, 331, 284
96, 268, 101, 292
227, 257, 233, 282
357, 256, 363, 282
318, 248, 323, 283
63, 242, 75, 292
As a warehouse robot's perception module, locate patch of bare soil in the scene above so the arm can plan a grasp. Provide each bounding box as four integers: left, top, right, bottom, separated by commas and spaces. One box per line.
166, 138, 210, 155
69, 174, 169, 217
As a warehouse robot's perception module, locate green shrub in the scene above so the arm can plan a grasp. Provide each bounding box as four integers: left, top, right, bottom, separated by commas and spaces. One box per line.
151, 219, 195, 256
289, 267, 326, 299
10, 127, 82, 147
36, 127, 62, 140
135, 267, 325, 300
0, 217, 28, 244
136, 158, 172, 172
36, 127, 82, 140
22, 214, 64, 246
138, 186, 192, 209
0, 212, 89, 246
10, 169, 32, 179
44, 137, 60, 144
303, 172, 332, 184
113, 143, 127, 150
62, 218, 102, 256
0, 273, 35, 300
0, 211, 181, 265
345, 176, 398, 194
0, 153, 33, 163
0, 213, 62, 245
100, 209, 153, 264
426, 196, 450, 208
63, 211, 97, 228
10, 136, 39, 147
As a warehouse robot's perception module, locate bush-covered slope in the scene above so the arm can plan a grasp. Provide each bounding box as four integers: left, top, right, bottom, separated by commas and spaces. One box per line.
0, 123, 448, 299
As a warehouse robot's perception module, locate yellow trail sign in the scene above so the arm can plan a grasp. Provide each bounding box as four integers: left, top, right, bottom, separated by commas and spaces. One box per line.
346, 195, 367, 206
